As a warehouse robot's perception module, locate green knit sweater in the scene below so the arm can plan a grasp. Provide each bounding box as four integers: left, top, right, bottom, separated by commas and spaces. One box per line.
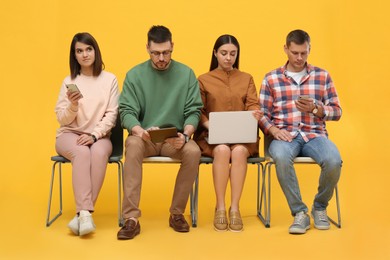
119, 60, 202, 133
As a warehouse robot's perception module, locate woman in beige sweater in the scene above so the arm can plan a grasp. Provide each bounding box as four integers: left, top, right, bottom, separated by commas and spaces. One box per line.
194, 35, 262, 232
55, 32, 119, 236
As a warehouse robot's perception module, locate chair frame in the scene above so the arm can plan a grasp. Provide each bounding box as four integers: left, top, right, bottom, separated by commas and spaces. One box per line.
257, 136, 342, 228
46, 118, 123, 227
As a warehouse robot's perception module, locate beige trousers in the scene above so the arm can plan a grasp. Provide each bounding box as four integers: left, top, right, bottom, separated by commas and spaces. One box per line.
121, 136, 201, 219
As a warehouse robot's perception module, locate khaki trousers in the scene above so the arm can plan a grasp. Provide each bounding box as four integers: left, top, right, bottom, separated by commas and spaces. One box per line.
122, 135, 201, 219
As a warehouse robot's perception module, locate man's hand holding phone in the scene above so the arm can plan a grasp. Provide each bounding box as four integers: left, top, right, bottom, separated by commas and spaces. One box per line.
295, 95, 315, 113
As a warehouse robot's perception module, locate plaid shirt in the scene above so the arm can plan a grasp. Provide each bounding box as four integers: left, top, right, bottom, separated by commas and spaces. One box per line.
259, 62, 342, 142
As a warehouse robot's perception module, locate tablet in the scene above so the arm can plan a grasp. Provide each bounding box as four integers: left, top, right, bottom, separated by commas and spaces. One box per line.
148, 127, 178, 143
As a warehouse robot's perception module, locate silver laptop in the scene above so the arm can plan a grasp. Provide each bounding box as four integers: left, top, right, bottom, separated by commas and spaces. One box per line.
207, 111, 258, 144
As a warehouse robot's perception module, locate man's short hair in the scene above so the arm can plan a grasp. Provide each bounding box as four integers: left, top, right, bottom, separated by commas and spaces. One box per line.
286, 29, 310, 47
147, 25, 172, 45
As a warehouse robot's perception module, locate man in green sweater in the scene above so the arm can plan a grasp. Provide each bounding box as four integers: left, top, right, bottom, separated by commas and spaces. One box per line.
117, 25, 203, 240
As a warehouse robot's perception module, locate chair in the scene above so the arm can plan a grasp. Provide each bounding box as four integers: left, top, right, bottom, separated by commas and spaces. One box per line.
46, 117, 123, 227
257, 135, 341, 228
195, 155, 265, 227
142, 156, 199, 227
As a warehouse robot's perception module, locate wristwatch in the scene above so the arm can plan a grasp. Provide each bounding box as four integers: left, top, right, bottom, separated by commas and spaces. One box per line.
183, 134, 189, 143
91, 135, 97, 143
312, 104, 318, 115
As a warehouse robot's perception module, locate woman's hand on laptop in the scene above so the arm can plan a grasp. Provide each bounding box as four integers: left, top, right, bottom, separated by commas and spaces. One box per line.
252, 110, 264, 121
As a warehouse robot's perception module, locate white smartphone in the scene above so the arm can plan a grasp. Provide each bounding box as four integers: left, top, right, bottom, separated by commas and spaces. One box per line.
66, 84, 83, 98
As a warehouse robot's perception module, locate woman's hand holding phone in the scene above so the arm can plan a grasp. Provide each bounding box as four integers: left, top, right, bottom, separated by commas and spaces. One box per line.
66, 84, 83, 105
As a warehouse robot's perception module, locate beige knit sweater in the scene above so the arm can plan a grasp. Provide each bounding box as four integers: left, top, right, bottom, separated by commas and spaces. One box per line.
55, 71, 119, 139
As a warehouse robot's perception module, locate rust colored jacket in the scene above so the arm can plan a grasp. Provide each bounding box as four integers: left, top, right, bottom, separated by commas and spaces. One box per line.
194, 68, 260, 156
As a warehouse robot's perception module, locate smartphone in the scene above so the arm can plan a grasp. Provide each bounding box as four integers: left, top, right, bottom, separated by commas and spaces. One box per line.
66, 84, 83, 98
299, 95, 311, 101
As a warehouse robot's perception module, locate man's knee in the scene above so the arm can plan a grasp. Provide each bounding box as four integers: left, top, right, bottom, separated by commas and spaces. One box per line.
323, 155, 342, 173
269, 144, 292, 164
125, 136, 145, 159
182, 141, 201, 160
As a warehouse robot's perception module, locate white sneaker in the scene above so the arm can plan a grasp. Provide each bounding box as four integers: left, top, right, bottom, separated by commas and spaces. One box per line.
78, 210, 96, 236
67, 215, 79, 235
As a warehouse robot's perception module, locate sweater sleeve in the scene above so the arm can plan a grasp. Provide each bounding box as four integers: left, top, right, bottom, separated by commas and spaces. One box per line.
119, 71, 142, 132
91, 76, 119, 139
245, 76, 260, 111
55, 81, 79, 125
183, 70, 203, 129
198, 79, 209, 126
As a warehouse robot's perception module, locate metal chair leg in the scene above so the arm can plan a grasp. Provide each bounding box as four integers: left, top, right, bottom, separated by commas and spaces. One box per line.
257, 162, 268, 227
190, 173, 199, 227
258, 162, 271, 228
113, 161, 124, 227
46, 161, 63, 227
328, 185, 341, 228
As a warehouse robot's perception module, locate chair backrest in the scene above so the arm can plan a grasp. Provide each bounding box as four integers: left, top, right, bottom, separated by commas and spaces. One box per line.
110, 115, 123, 158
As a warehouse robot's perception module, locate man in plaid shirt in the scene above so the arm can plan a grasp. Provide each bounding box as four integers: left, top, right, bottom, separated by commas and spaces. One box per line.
259, 29, 342, 234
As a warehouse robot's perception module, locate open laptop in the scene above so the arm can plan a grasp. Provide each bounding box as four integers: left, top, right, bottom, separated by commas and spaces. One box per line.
207, 111, 258, 144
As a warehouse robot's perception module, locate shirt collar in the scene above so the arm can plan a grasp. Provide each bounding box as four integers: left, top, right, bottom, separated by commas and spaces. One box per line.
281, 61, 314, 76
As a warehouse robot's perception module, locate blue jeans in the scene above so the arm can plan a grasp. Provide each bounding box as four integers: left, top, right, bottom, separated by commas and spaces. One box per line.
269, 133, 342, 216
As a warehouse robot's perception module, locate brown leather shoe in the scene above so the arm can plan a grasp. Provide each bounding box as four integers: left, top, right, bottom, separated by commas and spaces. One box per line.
169, 214, 190, 232
117, 219, 141, 240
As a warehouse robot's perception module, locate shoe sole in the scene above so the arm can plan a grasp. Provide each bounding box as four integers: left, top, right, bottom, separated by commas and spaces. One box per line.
313, 224, 330, 230
79, 227, 96, 236
214, 226, 228, 232
229, 227, 243, 233
169, 222, 189, 232
117, 229, 140, 240
289, 226, 310, 234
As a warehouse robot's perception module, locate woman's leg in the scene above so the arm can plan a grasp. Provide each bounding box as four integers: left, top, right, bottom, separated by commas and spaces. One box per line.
230, 145, 249, 211
56, 133, 93, 213
212, 145, 231, 211
90, 136, 112, 206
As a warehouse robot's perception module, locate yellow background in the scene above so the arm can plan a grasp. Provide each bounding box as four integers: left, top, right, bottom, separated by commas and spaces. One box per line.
1, 0, 389, 259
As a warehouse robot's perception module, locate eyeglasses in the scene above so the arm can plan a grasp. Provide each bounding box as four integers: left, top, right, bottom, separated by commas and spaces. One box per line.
149, 50, 172, 57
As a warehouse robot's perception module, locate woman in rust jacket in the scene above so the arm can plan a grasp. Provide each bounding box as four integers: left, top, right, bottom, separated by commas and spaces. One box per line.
194, 35, 262, 232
